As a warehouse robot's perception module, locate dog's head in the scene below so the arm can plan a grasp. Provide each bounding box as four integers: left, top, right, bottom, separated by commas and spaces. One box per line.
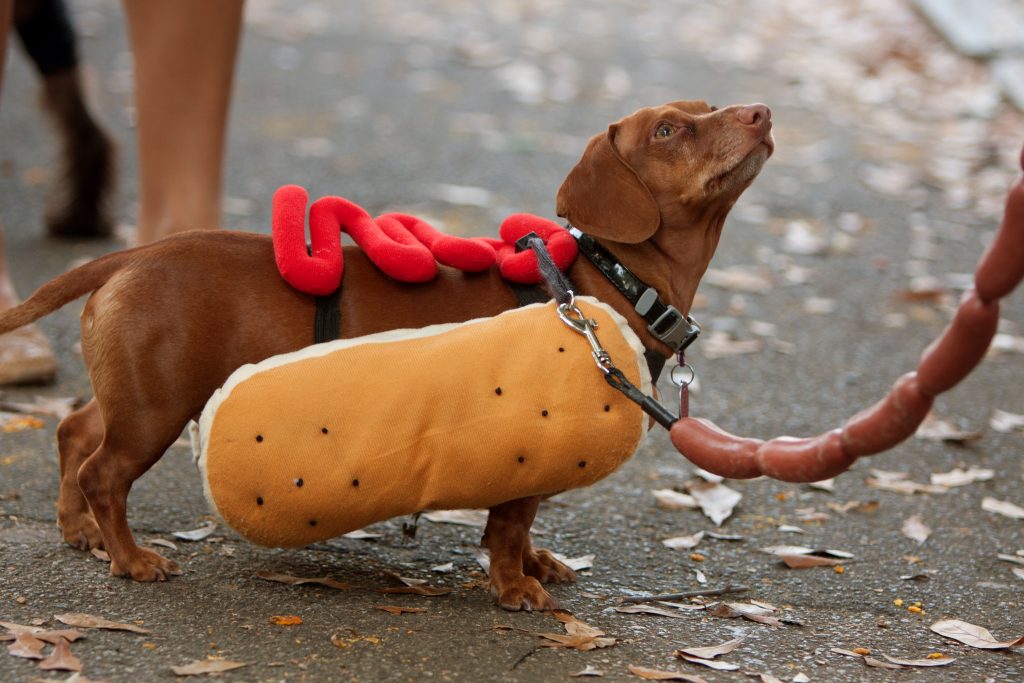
557, 100, 774, 243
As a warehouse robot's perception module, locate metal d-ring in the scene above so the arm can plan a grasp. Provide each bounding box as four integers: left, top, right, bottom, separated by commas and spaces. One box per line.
670, 362, 695, 388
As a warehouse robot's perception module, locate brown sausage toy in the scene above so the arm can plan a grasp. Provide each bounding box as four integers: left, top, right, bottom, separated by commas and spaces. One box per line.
670, 149, 1024, 482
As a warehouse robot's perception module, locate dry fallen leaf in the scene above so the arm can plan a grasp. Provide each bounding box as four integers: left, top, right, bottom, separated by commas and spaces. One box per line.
997, 553, 1024, 566
881, 654, 956, 667
704, 266, 772, 292
989, 333, 1024, 356
915, 413, 983, 443
55, 613, 150, 634
677, 636, 745, 660
571, 665, 605, 677
782, 554, 845, 569
38, 638, 83, 672
652, 489, 698, 510
662, 531, 704, 550
901, 515, 932, 544
990, 409, 1024, 433
7, 632, 46, 659
930, 466, 994, 487
1, 414, 45, 432
628, 664, 708, 681
172, 521, 217, 542
372, 605, 427, 615
982, 497, 1024, 520
421, 509, 488, 527
782, 219, 828, 255
866, 470, 947, 495
707, 603, 785, 627
803, 297, 836, 315
930, 619, 1024, 649
760, 545, 853, 558
538, 610, 616, 651
553, 553, 596, 571
255, 571, 352, 591
688, 481, 742, 526
675, 653, 740, 670
145, 538, 178, 551
171, 658, 248, 676
701, 331, 764, 360
269, 615, 302, 626
343, 529, 383, 540
0, 396, 81, 420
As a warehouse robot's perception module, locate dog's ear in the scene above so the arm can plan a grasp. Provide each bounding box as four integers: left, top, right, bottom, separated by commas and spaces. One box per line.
556, 124, 659, 243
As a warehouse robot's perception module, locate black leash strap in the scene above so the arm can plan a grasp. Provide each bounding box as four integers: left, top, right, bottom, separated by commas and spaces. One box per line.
527, 237, 678, 430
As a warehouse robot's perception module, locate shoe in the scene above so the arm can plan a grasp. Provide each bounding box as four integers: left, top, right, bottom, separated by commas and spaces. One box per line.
0, 324, 58, 385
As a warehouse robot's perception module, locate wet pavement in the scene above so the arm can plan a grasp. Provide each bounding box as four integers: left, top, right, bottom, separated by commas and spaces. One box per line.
1, 0, 1023, 681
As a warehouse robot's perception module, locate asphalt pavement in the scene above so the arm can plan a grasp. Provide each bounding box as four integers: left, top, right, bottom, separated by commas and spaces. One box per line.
1, 1, 1023, 681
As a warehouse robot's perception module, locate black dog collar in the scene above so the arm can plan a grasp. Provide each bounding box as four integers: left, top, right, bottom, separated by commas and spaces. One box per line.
568, 226, 701, 354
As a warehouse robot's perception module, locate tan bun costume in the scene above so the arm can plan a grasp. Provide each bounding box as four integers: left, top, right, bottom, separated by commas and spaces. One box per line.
192, 298, 651, 548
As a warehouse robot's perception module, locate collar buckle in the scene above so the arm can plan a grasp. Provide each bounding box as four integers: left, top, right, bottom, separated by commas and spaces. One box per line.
648, 304, 701, 353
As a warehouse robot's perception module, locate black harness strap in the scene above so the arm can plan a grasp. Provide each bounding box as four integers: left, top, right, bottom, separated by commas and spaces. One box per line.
314, 285, 343, 344
311, 243, 671, 382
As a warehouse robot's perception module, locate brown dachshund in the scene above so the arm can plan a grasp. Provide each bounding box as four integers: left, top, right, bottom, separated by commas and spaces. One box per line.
0, 100, 773, 611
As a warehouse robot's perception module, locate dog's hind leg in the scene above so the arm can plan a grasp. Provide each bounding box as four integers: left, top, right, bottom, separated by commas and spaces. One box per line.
75, 413, 184, 581
483, 496, 558, 611
55, 399, 103, 549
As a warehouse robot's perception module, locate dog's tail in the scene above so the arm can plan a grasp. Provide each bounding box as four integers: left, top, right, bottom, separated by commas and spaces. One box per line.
0, 247, 140, 334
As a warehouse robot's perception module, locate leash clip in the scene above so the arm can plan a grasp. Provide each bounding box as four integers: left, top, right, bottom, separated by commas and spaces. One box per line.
557, 294, 613, 373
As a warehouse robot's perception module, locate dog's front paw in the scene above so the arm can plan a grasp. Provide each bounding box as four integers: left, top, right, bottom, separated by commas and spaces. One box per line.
110, 547, 182, 582
523, 548, 577, 585
58, 513, 104, 551
490, 575, 558, 612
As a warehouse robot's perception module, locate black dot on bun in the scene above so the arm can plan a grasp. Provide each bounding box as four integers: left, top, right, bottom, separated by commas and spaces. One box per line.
308, 520, 317, 527
322, 427, 329, 434
541, 410, 549, 417
517, 456, 525, 463
256, 496, 264, 506
558, 347, 565, 353
295, 478, 304, 487
352, 479, 360, 487
604, 404, 611, 412
495, 387, 503, 396
255, 435, 264, 443
578, 460, 587, 468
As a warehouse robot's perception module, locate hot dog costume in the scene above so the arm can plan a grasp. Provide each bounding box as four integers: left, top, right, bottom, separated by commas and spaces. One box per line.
191, 298, 650, 548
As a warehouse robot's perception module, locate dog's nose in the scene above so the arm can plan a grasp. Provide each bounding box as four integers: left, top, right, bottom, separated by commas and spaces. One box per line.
736, 104, 771, 127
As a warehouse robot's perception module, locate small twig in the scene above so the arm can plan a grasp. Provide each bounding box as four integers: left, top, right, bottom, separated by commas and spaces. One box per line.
508, 646, 540, 670
619, 584, 749, 603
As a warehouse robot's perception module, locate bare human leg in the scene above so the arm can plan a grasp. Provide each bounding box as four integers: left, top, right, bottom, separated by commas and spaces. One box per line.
123, 0, 244, 244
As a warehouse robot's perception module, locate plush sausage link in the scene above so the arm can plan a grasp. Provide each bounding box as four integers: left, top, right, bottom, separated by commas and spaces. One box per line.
669, 149, 1024, 482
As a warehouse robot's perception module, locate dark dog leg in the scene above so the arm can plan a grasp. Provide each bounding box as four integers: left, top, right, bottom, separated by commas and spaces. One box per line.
484, 496, 566, 611
15, 0, 115, 238
55, 399, 103, 549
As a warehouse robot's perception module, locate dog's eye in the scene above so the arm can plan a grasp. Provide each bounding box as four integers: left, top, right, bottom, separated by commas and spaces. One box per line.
708, 106, 718, 112
655, 123, 674, 138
